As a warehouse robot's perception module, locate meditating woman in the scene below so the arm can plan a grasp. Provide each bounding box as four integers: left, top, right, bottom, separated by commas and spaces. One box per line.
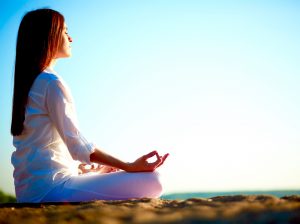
11, 8, 169, 203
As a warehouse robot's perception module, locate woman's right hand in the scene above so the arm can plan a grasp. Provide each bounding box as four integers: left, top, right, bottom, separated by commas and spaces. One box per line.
90, 148, 169, 173
125, 151, 169, 172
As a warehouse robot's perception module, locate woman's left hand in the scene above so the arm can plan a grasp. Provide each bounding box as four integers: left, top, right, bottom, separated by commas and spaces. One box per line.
98, 165, 120, 173
78, 163, 119, 174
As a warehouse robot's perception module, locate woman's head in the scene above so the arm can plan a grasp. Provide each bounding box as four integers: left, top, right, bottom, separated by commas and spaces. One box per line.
11, 8, 69, 136
16, 8, 66, 71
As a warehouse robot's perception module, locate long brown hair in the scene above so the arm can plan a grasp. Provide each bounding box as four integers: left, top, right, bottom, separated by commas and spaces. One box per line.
11, 9, 65, 136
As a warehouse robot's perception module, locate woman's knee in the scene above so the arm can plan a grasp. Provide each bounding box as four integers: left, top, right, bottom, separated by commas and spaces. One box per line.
143, 171, 163, 197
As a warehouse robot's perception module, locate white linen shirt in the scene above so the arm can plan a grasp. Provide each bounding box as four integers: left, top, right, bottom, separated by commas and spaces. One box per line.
11, 68, 96, 203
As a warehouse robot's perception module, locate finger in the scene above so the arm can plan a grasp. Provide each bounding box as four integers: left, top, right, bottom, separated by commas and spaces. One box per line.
162, 153, 169, 163
148, 151, 167, 167
149, 154, 163, 167
143, 150, 157, 160
155, 152, 160, 161
156, 153, 169, 168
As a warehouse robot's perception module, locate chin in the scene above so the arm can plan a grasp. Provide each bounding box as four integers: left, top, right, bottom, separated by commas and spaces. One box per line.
55, 52, 72, 59
63, 53, 72, 58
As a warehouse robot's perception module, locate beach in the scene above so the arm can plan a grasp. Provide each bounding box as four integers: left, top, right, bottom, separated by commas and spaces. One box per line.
0, 195, 299, 223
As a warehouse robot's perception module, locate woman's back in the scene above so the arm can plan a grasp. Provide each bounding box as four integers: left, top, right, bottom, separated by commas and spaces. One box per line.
12, 69, 79, 202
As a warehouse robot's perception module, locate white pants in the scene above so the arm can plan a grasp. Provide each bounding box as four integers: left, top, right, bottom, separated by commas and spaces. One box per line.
41, 171, 163, 202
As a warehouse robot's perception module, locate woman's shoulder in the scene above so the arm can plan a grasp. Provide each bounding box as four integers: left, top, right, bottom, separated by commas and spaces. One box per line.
31, 68, 67, 93
36, 68, 68, 88
39, 68, 60, 81
38, 69, 72, 96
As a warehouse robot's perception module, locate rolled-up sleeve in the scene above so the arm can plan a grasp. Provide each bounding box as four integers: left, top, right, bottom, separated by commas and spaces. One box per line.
46, 78, 95, 164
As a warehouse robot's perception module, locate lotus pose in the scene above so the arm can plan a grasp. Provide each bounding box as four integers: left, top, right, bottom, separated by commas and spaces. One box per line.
11, 8, 169, 203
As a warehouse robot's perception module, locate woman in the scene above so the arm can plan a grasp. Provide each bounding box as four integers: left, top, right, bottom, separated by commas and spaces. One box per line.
11, 8, 169, 203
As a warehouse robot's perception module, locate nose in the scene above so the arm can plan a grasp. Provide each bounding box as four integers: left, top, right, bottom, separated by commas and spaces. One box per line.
68, 35, 73, 42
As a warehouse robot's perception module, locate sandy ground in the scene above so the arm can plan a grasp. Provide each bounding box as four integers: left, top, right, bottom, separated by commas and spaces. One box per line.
0, 195, 300, 223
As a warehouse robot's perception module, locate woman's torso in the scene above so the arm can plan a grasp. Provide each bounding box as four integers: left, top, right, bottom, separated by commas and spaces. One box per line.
11, 69, 79, 202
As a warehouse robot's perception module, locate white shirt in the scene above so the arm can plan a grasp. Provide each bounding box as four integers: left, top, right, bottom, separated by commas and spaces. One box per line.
11, 68, 96, 202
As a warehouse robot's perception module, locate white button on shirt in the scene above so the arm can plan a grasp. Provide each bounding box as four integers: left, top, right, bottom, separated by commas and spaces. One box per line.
11, 68, 96, 202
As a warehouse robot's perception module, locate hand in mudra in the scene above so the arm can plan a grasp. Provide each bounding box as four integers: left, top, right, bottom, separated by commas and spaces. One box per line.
78, 164, 119, 174
98, 165, 120, 173
80, 150, 169, 174
127, 150, 169, 172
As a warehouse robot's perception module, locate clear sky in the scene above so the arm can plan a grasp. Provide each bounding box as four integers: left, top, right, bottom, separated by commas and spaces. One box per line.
1, 0, 300, 195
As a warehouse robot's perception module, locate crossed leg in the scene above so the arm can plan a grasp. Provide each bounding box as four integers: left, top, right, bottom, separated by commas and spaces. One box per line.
41, 171, 163, 202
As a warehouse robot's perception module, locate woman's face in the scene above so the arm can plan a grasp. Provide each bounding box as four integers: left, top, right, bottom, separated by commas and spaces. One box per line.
55, 23, 72, 58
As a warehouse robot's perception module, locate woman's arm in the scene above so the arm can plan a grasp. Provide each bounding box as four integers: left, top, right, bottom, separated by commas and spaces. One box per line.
90, 149, 169, 172
46, 78, 95, 164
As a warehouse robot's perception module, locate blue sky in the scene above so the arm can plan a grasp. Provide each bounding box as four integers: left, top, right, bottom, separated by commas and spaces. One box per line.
1, 0, 300, 195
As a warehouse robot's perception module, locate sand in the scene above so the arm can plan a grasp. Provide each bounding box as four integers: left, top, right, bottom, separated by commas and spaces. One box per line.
0, 195, 300, 223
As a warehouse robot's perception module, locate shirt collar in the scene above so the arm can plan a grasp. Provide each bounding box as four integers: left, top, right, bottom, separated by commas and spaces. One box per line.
44, 67, 56, 74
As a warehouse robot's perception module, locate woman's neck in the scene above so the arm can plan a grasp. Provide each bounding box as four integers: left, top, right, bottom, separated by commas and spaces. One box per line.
48, 59, 57, 70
